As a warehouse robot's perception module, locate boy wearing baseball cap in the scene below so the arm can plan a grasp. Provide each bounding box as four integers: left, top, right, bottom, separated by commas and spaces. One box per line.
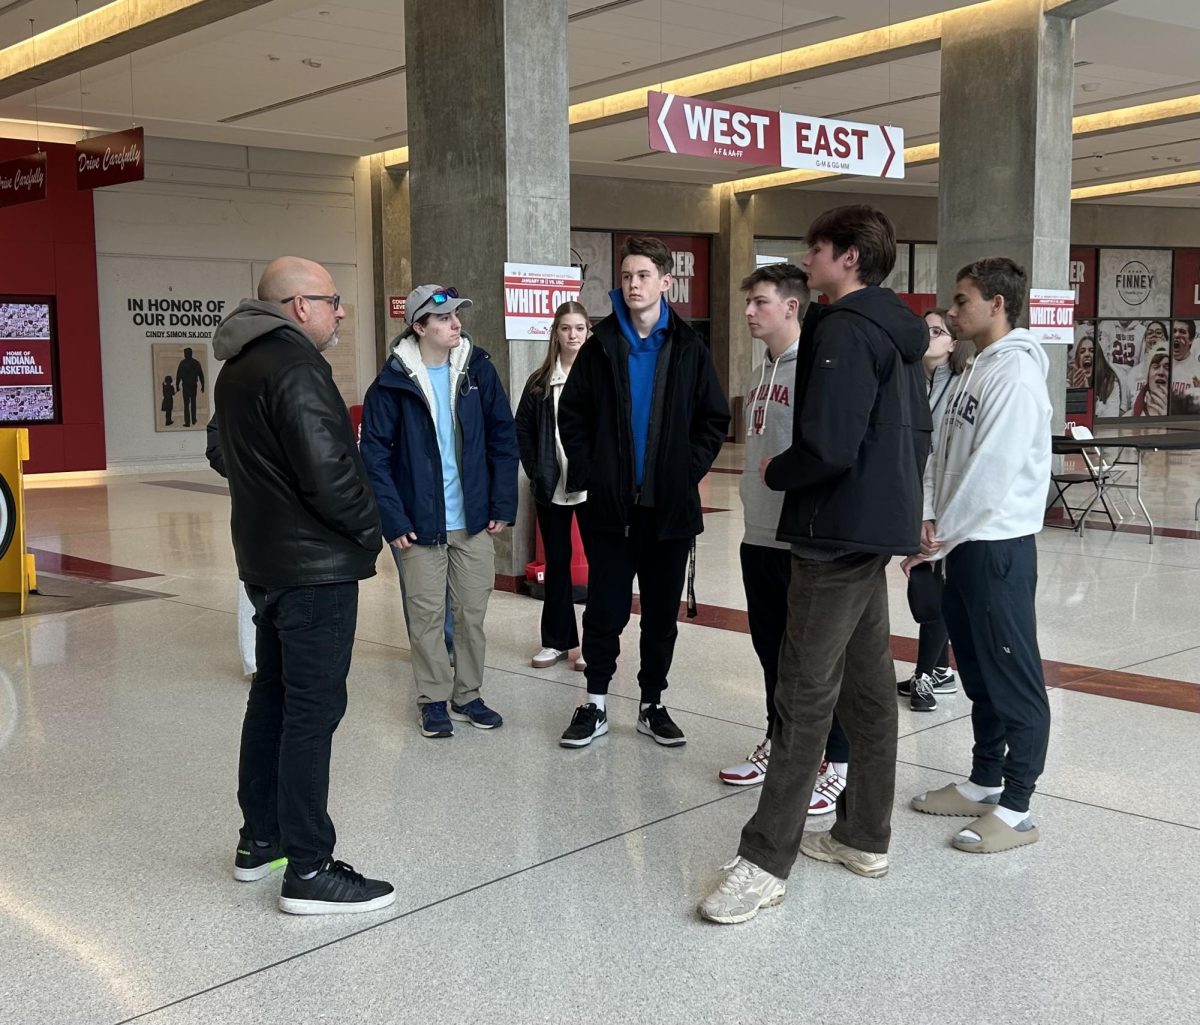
360, 285, 519, 738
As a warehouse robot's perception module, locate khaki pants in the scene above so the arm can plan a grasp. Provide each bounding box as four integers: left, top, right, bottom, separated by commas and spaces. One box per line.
397, 529, 494, 706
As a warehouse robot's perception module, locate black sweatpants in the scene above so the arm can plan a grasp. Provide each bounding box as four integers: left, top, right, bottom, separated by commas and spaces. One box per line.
740, 542, 849, 762
535, 500, 581, 652
578, 504, 691, 704
942, 537, 1050, 815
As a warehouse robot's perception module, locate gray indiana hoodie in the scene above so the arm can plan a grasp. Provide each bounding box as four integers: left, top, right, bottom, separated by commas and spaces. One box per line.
740, 340, 799, 549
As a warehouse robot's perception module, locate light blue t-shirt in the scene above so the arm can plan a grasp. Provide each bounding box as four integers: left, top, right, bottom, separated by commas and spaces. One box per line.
428, 363, 465, 531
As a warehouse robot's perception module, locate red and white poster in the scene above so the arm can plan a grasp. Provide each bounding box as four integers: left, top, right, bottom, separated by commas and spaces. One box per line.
76, 127, 145, 191
648, 91, 904, 179
1173, 249, 1200, 317
1029, 289, 1075, 345
389, 295, 406, 319
613, 233, 711, 321
503, 263, 582, 340
0, 151, 47, 209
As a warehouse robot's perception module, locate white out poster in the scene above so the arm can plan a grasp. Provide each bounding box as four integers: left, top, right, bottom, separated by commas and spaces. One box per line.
1097, 248, 1172, 319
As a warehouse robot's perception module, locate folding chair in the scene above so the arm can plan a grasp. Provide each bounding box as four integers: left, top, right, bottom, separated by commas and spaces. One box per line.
1047, 426, 1120, 531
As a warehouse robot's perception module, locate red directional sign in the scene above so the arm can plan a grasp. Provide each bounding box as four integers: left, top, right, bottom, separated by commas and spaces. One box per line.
649, 92, 781, 166
648, 91, 905, 180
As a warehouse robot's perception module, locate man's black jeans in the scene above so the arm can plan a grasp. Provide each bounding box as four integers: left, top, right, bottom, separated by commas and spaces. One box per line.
239, 581, 359, 875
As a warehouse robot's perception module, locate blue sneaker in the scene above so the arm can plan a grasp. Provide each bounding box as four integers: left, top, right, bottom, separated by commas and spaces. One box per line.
420, 701, 454, 738
449, 698, 503, 730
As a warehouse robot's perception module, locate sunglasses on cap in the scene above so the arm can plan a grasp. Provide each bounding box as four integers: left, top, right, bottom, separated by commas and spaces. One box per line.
422, 288, 459, 311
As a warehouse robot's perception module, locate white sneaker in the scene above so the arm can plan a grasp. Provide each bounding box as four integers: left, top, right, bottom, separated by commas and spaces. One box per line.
718, 737, 770, 786
532, 647, 568, 669
807, 760, 846, 816
697, 856, 786, 924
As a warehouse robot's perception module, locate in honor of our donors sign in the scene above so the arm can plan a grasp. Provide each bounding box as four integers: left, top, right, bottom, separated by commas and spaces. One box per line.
0, 151, 47, 209
648, 91, 904, 179
76, 127, 145, 190
503, 263, 583, 340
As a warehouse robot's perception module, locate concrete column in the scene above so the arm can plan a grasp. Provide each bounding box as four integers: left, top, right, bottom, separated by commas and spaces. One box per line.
371, 158, 412, 367
936, 0, 1074, 428
712, 185, 758, 434
405, 0, 571, 583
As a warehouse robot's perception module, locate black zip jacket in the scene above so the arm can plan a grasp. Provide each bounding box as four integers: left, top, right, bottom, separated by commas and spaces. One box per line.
514, 374, 562, 507
558, 307, 730, 539
212, 301, 382, 588
766, 286, 931, 555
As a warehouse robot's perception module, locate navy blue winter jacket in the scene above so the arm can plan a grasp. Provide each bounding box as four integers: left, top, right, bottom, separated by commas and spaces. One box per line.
359, 335, 519, 545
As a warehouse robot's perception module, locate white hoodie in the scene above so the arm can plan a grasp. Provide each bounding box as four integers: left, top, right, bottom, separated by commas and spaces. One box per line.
923, 328, 1052, 559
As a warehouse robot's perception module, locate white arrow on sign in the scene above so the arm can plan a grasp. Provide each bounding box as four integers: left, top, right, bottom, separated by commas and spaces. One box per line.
656, 92, 677, 154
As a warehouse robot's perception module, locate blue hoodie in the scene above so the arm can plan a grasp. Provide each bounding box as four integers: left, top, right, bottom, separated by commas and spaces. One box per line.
611, 287, 669, 487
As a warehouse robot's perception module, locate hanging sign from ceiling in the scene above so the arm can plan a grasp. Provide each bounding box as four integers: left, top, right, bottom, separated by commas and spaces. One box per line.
76, 127, 145, 190
648, 91, 905, 179
0, 151, 47, 209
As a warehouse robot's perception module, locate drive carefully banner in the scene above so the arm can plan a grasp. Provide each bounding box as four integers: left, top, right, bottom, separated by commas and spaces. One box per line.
76, 127, 145, 190
647, 91, 904, 179
0, 152, 47, 208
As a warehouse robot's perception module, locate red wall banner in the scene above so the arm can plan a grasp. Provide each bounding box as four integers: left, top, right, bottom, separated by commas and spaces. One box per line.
1069, 246, 1098, 319
1174, 249, 1200, 317
0, 138, 104, 472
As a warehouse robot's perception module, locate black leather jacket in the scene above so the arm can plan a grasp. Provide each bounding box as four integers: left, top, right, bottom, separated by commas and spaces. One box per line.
212, 301, 381, 588
514, 373, 562, 507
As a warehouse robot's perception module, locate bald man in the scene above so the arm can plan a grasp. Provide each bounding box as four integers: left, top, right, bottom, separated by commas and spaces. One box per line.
213, 257, 395, 915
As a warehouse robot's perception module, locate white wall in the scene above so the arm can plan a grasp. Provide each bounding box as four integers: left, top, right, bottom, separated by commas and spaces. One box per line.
95, 137, 376, 471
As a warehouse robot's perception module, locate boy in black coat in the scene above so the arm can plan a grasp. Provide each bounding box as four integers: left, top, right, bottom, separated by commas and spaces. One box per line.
557, 236, 730, 749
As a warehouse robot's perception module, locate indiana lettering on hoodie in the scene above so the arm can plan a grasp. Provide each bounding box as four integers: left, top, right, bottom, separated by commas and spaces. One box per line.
923, 328, 1052, 557
740, 341, 798, 549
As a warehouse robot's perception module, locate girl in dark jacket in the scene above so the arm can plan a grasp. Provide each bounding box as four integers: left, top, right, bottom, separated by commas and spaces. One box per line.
514, 301, 589, 671
898, 308, 971, 711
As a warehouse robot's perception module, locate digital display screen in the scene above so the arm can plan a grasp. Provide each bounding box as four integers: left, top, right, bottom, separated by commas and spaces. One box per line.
0, 297, 58, 424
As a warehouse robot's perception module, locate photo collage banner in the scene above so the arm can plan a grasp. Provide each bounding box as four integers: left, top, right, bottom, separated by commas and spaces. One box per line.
1069, 247, 1200, 421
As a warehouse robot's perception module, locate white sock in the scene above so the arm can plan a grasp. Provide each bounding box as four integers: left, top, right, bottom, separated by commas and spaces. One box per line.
956, 781, 1003, 802
640, 701, 659, 711
588, 693, 606, 711
299, 869, 319, 880
994, 805, 1030, 828
831, 761, 848, 778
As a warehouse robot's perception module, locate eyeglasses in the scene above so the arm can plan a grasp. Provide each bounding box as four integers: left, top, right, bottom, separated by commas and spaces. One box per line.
928, 326, 951, 338
280, 294, 340, 311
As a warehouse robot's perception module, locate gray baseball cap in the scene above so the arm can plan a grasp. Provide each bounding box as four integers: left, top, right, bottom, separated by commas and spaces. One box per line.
405, 284, 472, 329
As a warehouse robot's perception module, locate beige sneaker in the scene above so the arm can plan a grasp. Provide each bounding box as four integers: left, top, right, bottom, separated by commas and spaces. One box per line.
532, 647, 567, 669
799, 830, 889, 878
697, 857, 786, 924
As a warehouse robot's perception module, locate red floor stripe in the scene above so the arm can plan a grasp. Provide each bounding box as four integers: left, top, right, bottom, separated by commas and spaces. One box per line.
29, 549, 162, 582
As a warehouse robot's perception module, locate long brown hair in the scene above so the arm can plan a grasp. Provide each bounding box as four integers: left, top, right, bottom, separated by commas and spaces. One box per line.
529, 301, 589, 394
923, 308, 972, 375
1093, 341, 1118, 402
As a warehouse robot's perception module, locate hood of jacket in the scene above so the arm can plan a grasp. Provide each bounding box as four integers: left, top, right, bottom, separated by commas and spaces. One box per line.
923, 327, 1052, 556
823, 286, 928, 365
212, 299, 313, 361
378, 331, 476, 409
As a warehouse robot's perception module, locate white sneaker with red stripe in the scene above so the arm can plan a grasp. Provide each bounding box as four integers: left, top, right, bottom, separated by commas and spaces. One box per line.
807, 761, 847, 816
718, 737, 770, 786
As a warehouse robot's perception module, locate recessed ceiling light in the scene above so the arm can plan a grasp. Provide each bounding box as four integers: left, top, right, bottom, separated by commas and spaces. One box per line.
1080, 82, 1102, 93
302, 57, 322, 68
267, 53, 281, 61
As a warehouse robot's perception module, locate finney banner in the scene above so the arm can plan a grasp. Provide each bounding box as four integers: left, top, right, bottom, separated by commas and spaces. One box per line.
76, 127, 145, 190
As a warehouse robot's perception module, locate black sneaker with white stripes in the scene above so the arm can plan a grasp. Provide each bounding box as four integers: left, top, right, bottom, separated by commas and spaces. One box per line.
278, 859, 396, 916
909, 673, 938, 712
637, 704, 686, 746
